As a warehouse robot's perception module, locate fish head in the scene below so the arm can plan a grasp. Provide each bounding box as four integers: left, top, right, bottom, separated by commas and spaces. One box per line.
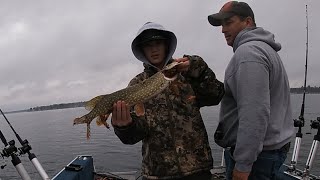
161, 61, 181, 80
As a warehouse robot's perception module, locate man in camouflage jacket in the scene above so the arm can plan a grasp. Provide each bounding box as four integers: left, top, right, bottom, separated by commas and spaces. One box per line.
112, 22, 224, 180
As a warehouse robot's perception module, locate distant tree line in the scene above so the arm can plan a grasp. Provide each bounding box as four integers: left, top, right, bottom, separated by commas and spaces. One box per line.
29, 101, 85, 112
290, 86, 320, 94
4, 101, 87, 114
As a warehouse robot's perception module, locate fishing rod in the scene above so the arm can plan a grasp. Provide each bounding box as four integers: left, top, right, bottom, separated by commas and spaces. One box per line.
301, 4, 320, 177
288, 4, 309, 173
0, 108, 50, 180
0, 127, 31, 179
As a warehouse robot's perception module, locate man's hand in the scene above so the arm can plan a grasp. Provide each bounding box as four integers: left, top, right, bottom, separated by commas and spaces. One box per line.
111, 101, 132, 127
233, 169, 250, 180
174, 57, 190, 72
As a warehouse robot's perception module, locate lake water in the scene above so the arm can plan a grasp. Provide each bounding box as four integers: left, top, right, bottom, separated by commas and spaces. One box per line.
0, 94, 320, 179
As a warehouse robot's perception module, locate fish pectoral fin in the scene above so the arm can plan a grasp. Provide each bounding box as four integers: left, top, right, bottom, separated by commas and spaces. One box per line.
96, 114, 110, 127
186, 95, 196, 103
134, 103, 145, 116
85, 95, 105, 111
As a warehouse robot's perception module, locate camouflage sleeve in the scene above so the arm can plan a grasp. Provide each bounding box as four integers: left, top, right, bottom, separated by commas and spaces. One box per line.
113, 73, 149, 144
113, 114, 148, 145
183, 55, 224, 107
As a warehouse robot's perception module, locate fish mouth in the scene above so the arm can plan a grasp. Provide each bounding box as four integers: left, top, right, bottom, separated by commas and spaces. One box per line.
161, 61, 182, 78
164, 74, 177, 81
163, 61, 182, 71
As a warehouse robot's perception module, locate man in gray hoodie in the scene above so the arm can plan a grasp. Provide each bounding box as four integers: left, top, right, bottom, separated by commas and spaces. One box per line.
207, 1, 294, 180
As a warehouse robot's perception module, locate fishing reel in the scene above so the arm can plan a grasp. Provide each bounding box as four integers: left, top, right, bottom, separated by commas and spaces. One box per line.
1, 140, 18, 158
310, 117, 320, 130
0, 140, 18, 169
18, 139, 32, 155
293, 115, 305, 128
306, 117, 320, 135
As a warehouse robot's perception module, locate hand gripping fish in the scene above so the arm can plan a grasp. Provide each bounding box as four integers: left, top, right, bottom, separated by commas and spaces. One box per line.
73, 61, 182, 139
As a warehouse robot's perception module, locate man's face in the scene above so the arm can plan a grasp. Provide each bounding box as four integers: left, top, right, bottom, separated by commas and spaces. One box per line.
142, 40, 167, 69
221, 15, 249, 47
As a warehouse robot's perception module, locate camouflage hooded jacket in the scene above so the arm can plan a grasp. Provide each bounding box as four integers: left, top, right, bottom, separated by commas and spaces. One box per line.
114, 55, 224, 179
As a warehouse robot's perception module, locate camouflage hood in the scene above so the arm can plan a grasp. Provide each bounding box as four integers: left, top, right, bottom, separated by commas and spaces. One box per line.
131, 22, 177, 69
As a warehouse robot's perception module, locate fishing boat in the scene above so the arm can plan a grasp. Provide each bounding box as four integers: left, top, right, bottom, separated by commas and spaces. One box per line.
52, 120, 320, 180
50, 141, 320, 180
2, 137, 318, 180
51, 154, 227, 180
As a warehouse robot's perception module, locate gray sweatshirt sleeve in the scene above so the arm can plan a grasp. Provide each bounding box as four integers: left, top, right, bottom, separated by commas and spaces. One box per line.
231, 47, 270, 172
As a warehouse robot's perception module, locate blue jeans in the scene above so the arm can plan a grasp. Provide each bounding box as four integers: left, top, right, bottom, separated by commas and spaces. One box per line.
224, 147, 287, 180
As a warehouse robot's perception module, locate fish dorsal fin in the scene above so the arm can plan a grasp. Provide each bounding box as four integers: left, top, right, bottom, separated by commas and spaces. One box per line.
85, 95, 104, 111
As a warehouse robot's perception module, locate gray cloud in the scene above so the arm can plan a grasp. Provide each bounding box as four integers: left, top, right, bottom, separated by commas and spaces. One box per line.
0, 0, 319, 111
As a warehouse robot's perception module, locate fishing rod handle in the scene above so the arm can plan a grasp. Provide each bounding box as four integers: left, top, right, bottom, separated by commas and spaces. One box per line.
11, 154, 32, 180
303, 140, 319, 176
30, 156, 50, 180
290, 137, 302, 169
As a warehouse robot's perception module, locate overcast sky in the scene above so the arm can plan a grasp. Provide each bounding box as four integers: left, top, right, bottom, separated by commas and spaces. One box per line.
0, 0, 319, 111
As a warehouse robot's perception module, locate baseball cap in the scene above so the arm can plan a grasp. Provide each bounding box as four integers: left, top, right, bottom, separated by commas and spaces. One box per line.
208, 1, 255, 26
137, 29, 168, 46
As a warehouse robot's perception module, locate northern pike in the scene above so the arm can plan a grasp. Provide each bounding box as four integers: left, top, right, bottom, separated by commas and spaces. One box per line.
73, 61, 181, 139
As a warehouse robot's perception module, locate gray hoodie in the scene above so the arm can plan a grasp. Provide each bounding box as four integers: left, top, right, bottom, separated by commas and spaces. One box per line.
215, 27, 294, 172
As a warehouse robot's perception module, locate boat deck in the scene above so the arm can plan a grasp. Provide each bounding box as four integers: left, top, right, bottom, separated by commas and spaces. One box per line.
53, 155, 319, 180
94, 166, 227, 180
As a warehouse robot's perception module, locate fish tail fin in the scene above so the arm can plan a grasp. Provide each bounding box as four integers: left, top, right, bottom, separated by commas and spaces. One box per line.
96, 114, 110, 128
73, 116, 87, 125
86, 123, 91, 140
